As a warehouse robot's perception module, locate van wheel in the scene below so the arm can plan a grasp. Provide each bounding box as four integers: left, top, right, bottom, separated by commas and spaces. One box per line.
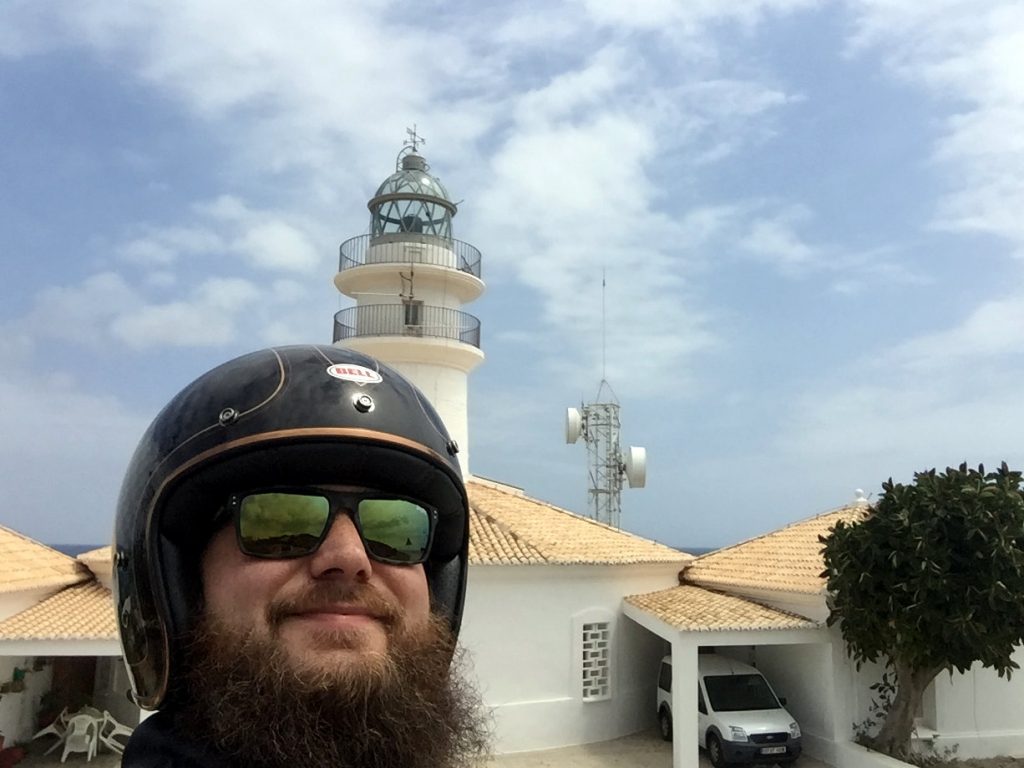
658, 708, 672, 741
707, 734, 727, 768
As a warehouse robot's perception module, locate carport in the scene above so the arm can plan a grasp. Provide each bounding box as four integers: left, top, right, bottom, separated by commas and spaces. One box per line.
624, 584, 828, 768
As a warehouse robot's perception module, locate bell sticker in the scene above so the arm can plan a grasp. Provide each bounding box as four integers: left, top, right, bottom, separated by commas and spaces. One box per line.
326, 364, 383, 386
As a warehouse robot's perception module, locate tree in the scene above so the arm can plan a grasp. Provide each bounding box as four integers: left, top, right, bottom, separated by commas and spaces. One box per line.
820, 462, 1024, 758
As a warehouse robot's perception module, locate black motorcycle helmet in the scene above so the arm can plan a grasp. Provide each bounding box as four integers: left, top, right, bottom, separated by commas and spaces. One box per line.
113, 345, 469, 709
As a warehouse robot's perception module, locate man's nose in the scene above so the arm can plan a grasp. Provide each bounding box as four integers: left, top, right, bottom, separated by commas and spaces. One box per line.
307, 513, 372, 582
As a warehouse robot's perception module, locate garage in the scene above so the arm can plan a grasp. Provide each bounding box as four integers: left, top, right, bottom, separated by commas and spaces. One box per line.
624, 584, 832, 768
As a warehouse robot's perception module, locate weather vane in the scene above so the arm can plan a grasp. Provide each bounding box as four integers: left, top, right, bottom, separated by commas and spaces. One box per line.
405, 125, 426, 153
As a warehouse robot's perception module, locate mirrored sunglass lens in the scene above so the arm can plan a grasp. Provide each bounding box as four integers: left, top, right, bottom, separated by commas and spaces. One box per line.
239, 493, 330, 556
357, 499, 431, 563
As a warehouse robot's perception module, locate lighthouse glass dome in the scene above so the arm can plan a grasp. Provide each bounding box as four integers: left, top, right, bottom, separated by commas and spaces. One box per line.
369, 153, 455, 239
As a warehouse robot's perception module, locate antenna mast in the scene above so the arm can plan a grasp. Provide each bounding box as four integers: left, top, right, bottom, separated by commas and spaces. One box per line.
565, 273, 646, 528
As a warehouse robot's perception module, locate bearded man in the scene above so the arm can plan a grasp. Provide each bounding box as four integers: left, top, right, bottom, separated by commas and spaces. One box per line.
114, 345, 490, 768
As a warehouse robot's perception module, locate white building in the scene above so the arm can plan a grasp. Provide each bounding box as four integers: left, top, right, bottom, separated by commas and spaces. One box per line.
624, 502, 1024, 768
461, 477, 688, 753
0, 530, 130, 747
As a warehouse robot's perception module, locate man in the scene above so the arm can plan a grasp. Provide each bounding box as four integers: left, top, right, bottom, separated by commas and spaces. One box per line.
114, 345, 490, 768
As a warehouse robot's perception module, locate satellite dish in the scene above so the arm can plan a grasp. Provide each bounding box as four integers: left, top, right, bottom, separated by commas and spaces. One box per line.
623, 446, 647, 488
565, 407, 582, 444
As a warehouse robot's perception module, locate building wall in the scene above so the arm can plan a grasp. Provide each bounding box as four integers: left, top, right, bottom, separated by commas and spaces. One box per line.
0, 588, 59, 622
753, 643, 836, 759
801, 619, 1024, 760
93, 656, 141, 728
924, 645, 1024, 758
461, 563, 680, 754
0, 656, 53, 746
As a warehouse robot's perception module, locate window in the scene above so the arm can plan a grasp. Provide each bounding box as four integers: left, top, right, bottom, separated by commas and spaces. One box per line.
581, 621, 611, 701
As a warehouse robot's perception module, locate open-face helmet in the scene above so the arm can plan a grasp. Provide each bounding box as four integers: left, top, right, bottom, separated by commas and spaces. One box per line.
113, 345, 469, 709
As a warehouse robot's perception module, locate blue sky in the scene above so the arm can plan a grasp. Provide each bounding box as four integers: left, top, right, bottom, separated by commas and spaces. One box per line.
3, 0, 1024, 549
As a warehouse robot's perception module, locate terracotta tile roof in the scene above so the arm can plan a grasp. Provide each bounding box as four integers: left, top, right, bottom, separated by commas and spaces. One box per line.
0, 580, 117, 641
0, 525, 90, 593
77, 545, 113, 574
625, 585, 819, 631
683, 503, 869, 595
77, 545, 112, 562
467, 478, 691, 565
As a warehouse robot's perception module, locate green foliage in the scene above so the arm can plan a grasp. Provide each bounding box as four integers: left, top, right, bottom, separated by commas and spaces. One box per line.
821, 462, 1024, 677
854, 667, 897, 744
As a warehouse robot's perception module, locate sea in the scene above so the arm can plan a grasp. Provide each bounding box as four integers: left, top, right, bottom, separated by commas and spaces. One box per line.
51, 544, 719, 557
51, 544, 107, 557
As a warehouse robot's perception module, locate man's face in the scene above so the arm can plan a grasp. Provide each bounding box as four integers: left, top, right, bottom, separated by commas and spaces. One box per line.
181, 485, 489, 768
200, 486, 432, 676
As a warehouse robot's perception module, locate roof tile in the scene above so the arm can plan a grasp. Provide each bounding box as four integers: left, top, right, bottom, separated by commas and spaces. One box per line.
0, 580, 117, 640
0, 525, 90, 593
684, 503, 868, 594
468, 478, 691, 565
625, 584, 819, 631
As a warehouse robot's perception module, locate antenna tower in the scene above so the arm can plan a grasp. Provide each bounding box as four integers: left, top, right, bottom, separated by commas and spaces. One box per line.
564, 273, 646, 528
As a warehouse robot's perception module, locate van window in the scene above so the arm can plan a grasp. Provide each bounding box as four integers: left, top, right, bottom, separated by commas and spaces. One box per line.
703, 674, 780, 712
658, 662, 671, 693
698, 686, 707, 715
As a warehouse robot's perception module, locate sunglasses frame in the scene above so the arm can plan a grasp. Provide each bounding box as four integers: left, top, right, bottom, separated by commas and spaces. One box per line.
226, 487, 438, 565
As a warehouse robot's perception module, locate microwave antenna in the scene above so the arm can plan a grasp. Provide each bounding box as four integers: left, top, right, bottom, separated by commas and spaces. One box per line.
564, 271, 646, 528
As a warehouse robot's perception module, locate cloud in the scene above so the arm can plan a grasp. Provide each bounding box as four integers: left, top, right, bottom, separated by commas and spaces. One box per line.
21, 272, 142, 347
768, 283, 1024, 497
738, 204, 817, 270
846, 0, 1024, 249
886, 294, 1024, 373
110, 276, 261, 348
117, 226, 225, 266
0, 365, 147, 543
579, 0, 820, 33
1, 0, 832, 404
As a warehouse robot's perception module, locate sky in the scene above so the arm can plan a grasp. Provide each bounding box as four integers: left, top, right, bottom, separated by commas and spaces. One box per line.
2, 0, 1024, 550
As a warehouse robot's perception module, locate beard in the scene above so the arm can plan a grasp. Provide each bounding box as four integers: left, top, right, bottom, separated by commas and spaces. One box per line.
173, 583, 491, 768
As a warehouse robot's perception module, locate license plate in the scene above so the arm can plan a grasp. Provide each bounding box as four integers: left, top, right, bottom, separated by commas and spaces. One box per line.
760, 746, 787, 755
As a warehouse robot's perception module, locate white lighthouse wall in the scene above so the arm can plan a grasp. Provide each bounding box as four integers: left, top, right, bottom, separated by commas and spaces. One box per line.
347, 270, 468, 311
389, 361, 470, 473
460, 563, 680, 754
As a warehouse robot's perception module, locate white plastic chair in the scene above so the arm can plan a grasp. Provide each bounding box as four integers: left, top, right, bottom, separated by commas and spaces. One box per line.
32, 706, 69, 755
60, 714, 98, 763
98, 710, 134, 755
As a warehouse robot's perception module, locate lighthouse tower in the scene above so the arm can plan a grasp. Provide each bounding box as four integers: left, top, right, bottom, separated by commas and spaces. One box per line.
332, 131, 485, 476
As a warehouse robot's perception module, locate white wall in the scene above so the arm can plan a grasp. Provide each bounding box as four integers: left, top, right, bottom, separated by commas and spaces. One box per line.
0, 588, 59, 622
461, 563, 680, 753
0, 656, 53, 746
836, 637, 1024, 759
753, 643, 836, 760
921, 646, 1024, 758
93, 656, 141, 727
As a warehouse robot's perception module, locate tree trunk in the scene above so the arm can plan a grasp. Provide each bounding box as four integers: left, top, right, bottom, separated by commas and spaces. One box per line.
869, 661, 941, 758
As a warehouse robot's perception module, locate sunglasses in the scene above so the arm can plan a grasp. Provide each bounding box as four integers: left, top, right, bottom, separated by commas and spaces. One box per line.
226, 488, 437, 565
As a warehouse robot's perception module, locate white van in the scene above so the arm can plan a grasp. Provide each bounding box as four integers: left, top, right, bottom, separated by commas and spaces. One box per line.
657, 654, 802, 767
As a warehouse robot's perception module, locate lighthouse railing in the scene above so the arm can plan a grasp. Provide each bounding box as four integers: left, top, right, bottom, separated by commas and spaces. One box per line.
338, 234, 482, 279
332, 304, 481, 348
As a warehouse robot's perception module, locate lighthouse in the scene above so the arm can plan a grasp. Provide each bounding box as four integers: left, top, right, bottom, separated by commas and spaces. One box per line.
332, 130, 485, 476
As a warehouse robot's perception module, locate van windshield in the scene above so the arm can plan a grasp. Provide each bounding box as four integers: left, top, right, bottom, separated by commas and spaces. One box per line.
703, 674, 780, 712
